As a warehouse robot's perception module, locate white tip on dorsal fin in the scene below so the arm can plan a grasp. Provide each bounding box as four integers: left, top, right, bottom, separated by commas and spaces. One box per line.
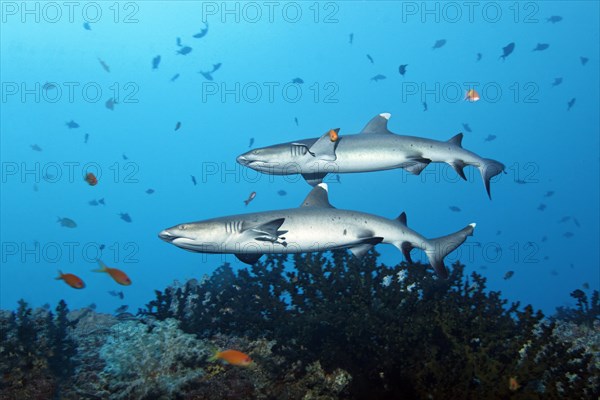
317, 183, 328, 191
379, 112, 391, 120
469, 223, 476, 228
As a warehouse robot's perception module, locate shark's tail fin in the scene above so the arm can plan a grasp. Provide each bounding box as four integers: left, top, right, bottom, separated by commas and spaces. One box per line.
424, 223, 476, 278
393, 213, 475, 278
478, 158, 505, 199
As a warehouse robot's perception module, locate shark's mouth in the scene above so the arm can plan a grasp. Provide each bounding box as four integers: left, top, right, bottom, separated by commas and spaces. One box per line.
172, 238, 220, 253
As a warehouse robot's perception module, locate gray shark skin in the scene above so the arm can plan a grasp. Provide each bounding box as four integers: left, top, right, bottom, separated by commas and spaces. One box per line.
159, 184, 475, 278
237, 113, 505, 199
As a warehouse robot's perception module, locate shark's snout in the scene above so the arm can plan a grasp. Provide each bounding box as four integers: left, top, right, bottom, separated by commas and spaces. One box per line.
236, 154, 249, 165
158, 229, 176, 242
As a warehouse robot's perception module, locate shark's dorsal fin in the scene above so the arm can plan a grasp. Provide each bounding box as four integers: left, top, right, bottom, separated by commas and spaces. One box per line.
301, 172, 327, 187
448, 133, 463, 147
300, 183, 333, 208
397, 212, 407, 226
360, 113, 393, 134
307, 129, 339, 161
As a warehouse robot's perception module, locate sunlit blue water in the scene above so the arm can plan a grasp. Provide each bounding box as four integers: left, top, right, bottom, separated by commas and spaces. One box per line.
1, 1, 598, 316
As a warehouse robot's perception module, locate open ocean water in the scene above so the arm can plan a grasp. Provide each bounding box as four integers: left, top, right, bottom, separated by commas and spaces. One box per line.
1, 1, 599, 399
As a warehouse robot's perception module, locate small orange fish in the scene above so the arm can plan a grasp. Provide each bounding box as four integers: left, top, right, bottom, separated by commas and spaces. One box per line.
210, 349, 252, 367
85, 172, 98, 186
509, 376, 520, 391
465, 89, 480, 102
328, 128, 339, 142
244, 191, 257, 206
93, 260, 131, 285
56, 270, 85, 289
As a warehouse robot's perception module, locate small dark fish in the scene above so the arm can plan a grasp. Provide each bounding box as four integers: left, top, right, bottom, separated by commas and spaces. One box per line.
88, 303, 96, 310
544, 190, 554, 197
248, 138, 254, 148
83, 22, 91, 30
580, 56, 589, 65
546, 15, 562, 23
462, 123, 472, 133
537, 203, 546, 211
541, 236, 547, 242
98, 198, 105, 205
98, 58, 110, 72
115, 305, 129, 314
57, 217, 77, 228
398, 64, 408, 76
122, 154, 128, 160
108, 290, 124, 299
370, 74, 386, 82
532, 43, 549, 52
515, 179, 527, 184
449, 206, 461, 212
422, 102, 428, 112
199, 71, 213, 81
366, 54, 374, 63
119, 213, 132, 223
294, 117, 299, 126
105, 98, 116, 111
171, 73, 180, 82
191, 175, 197, 186
499, 42, 515, 61
146, 189, 155, 194
99, 244, 105, 250
550, 269, 558, 276
152, 55, 161, 70
484, 134, 497, 142
583, 282, 590, 289
334, 174, 341, 183
192, 22, 209, 38
175, 121, 182, 131
89, 199, 99, 206
30, 144, 42, 151
244, 191, 257, 206
573, 218, 580, 228
479, 265, 487, 270
551, 77, 563, 87
349, 33, 353, 44
176, 37, 182, 47
476, 52, 482, 61
291, 77, 304, 84
496, 230, 502, 236
544, 256, 549, 260
84, 133, 89, 143
211, 63, 222, 73
177, 46, 192, 55
432, 39, 446, 49
563, 232, 574, 238
277, 190, 287, 196
503, 271, 514, 280
567, 98, 576, 111
66, 120, 79, 129
558, 216, 571, 223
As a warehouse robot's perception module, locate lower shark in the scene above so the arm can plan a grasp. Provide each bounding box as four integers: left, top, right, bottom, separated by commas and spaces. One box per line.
159, 184, 475, 278
236, 113, 505, 199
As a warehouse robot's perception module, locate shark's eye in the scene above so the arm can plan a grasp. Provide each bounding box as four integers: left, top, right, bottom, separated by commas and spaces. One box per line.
179, 224, 187, 230
252, 150, 260, 155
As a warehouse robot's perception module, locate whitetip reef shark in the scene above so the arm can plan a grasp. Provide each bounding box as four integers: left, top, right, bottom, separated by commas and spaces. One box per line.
237, 113, 505, 199
159, 184, 475, 278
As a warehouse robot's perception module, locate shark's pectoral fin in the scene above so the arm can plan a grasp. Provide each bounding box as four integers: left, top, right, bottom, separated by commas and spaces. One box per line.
349, 237, 384, 258
401, 157, 431, 175
360, 113, 393, 134
235, 253, 263, 264
302, 172, 327, 186
307, 129, 339, 161
243, 218, 287, 245
450, 160, 467, 180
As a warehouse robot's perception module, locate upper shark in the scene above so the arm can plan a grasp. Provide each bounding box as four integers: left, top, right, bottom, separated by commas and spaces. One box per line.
159, 183, 475, 278
237, 113, 505, 199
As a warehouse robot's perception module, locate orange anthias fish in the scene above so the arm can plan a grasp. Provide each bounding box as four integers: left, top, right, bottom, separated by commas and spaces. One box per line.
328, 128, 339, 142
465, 89, 480, 102
210, 349, 253, 367
509, 376, 520, 391
93, 260, 131, 285
85, 172, 98, 186
56, 271, 85, 289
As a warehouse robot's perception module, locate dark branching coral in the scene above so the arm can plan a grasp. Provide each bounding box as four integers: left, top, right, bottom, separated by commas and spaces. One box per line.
141, 250, 600, 399
554, 288, 600, 327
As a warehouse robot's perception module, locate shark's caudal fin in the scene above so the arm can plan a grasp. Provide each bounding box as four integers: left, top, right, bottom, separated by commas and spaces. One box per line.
425, 223, 476, 278
478, 158, 505, 199
395, 213, 475, 278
